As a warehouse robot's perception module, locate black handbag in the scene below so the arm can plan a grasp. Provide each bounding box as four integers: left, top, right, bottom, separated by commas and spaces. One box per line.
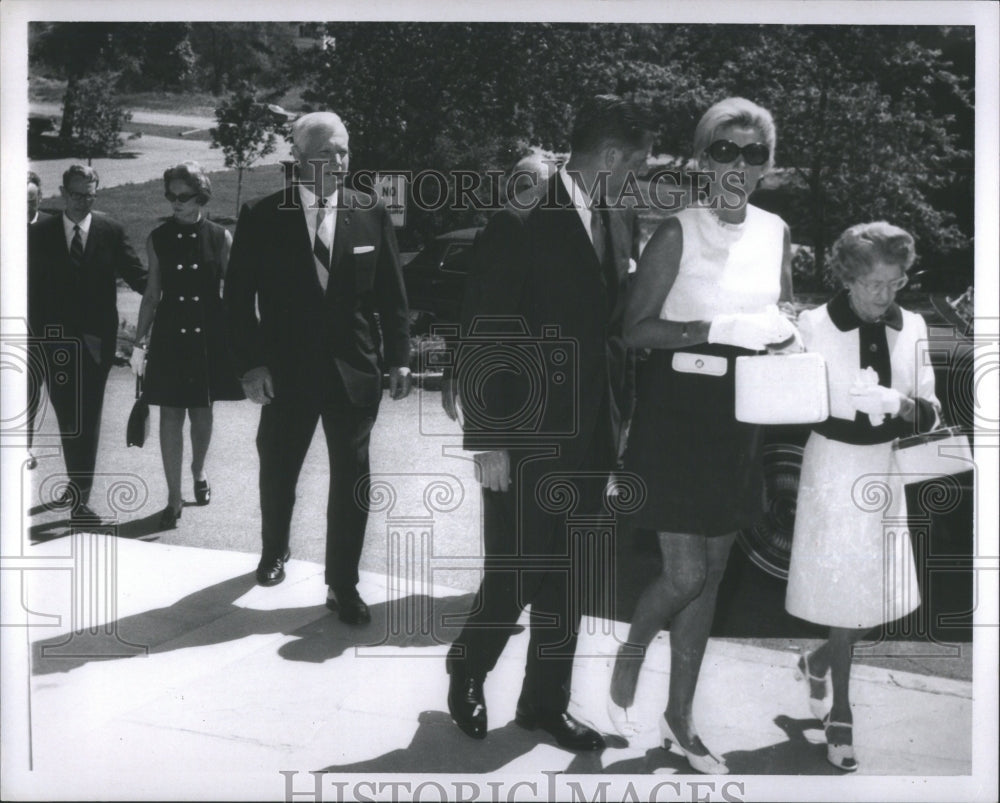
127, 375, 149, 448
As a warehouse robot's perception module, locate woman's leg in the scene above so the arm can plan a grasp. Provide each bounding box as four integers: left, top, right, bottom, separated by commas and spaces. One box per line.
610, 531, 716, 709
188, 405, 213, 482
159, 406, 185, 511
663, 531, 736, 750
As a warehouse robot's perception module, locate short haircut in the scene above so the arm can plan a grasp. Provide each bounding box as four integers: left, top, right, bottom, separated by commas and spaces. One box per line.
62, 164, 100, 188
291, 111, 347, 150
570, 95, 651, 155
693, 97, 777, 168
28, 170, 41, 189
830, 221, 917, 284
163, 161, 212, 204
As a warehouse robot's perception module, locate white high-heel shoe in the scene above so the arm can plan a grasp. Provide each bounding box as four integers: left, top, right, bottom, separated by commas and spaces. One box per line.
658, 716, 729, 775
823, 716, 858, 772
606, 695, 644, 739
793, 647, 831, 720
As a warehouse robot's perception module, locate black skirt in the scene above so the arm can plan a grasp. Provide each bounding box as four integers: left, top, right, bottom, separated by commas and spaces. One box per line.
623, 344, 765, 536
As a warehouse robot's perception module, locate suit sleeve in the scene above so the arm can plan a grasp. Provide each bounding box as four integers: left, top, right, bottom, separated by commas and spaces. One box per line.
911, 313, 942, 433
459, 209, 533, 451
373, 203, 411, 369
113, 221, 147, 293
224, 202, 265, 378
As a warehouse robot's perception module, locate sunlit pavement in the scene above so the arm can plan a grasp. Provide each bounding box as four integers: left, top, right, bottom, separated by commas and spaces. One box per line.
1, 529, 975, 802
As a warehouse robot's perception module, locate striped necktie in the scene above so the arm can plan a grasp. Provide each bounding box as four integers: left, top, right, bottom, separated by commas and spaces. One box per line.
313, 197, 331, 271
70, 224, 84, 267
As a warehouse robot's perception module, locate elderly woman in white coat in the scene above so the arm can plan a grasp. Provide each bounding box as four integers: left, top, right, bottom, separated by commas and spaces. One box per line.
785, 221, 940, 772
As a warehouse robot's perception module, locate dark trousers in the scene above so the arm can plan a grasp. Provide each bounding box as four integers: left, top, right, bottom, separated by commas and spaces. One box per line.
44, 343, 110, 506
255, 393, 378, 591
450, 449, 613, 715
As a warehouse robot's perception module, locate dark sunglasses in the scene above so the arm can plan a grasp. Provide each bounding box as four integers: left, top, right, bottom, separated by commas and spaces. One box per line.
707, 139, 770, 166
165, 191, 199, 203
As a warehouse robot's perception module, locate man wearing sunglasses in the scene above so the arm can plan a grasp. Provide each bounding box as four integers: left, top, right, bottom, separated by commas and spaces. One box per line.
28, 164, 147, 523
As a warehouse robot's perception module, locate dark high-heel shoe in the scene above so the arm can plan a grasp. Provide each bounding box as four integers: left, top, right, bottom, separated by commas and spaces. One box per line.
194, 478, 211, 506
159, 504, 183, 530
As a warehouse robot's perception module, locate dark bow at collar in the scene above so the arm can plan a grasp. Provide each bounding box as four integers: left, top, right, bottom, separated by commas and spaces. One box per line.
827, 289, 903, 332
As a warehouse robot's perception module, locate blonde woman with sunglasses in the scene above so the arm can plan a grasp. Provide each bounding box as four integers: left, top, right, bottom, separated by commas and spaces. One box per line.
133, 161, 244, 529
607, 97, 797, 773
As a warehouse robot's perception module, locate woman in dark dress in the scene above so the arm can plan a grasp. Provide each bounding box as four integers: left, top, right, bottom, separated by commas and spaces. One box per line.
606, 98, 798, 773
132, 162, 244, 528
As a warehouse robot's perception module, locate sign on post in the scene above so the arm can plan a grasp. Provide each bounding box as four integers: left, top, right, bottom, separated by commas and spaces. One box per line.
375, 172, 407, 228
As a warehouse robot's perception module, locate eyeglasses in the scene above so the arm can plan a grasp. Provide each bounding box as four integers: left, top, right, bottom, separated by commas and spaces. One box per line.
854, 275, 909, 294
707, 140, 770, 166
68, 191, 97, 202
165, 191, 199, 203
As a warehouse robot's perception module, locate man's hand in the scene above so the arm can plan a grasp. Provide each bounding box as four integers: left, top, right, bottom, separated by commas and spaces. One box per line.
241, 366, 274, 405
389, 366, 412, 400
475, 450, 510, 492
441, 370, 459, 421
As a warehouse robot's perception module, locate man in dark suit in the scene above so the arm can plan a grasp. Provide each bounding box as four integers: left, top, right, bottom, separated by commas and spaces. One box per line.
446, 96, 653, 749
224, 111, 411, 624
28, 164, 147, 521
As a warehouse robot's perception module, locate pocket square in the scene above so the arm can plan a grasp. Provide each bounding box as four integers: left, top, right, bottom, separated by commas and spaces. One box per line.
353, 245, 375, 254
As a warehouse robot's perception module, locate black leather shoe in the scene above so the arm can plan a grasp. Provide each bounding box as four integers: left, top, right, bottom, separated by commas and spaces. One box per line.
69, 503, 104, 526
158, 504, 182, 530
256, 548, 291, 586
515, 705, 605, 751
447, 662, 488, 739
193, 478, 211, 506
326, 586, 371, 625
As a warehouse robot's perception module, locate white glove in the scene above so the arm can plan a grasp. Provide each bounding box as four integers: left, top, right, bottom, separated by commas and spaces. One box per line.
130, 345, 146, 377
707, 305, 798, 351
849, 367, 904, 426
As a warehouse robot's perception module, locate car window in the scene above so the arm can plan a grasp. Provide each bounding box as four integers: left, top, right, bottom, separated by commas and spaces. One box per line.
441, 243, 473, 274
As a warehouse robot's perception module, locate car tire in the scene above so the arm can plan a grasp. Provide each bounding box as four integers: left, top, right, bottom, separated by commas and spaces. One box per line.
737, 442, 803, 580
409, 310, 436, 336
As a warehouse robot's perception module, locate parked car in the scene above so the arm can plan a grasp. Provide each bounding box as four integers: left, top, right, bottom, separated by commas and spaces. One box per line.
403, 227, 480, 332
738, 287, 977, 580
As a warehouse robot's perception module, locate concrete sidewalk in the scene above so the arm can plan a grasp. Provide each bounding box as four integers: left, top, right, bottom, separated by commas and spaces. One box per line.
0, 534, 977, 802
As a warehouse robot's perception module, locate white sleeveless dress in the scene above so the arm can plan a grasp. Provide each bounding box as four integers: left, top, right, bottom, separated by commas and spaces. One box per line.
624, 204, 786, 535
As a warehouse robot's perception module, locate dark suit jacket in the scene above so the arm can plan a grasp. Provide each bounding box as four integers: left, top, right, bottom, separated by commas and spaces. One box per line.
460, 173, 637, 469
224, 186, 410, 408
28, 211, 147, 367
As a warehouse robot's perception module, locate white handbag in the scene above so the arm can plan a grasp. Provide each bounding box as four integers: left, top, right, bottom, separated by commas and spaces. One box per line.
891, 426, 973, 480
734, 352, 830, 424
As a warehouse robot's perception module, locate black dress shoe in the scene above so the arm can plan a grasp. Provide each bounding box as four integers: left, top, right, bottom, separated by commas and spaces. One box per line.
69, 503, 104, 526
515, 705, 605, 751
158, 504, 183, 530
447, 662, 488, 739
326, 586, 371, 624
255, 548, 291, 586
193, 478, 211, 506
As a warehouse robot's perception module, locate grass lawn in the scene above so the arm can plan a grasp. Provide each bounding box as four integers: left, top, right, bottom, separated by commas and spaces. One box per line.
38, 165, 291, 264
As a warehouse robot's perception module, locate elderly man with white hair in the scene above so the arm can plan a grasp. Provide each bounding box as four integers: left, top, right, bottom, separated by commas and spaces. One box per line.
225, 111, 411, 623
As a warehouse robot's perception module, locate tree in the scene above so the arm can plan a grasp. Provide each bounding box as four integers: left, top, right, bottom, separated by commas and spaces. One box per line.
298, 23, 972, 274
210, 84, 285, 216
66, 71, 133, 164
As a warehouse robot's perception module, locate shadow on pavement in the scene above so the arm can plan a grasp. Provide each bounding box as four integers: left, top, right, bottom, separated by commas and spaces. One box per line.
31, 577, 481, 676
279, 593, 481, 662
319, 710, 605, 774
320, 711, 839, 775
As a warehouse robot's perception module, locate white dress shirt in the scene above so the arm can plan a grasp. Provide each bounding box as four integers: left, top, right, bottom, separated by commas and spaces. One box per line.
558, 167, 597, 247
62, 212, 92, 252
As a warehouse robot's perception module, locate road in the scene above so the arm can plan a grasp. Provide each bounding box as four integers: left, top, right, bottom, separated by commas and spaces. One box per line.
28, 102, 285, 193
21, 357, 972, 680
